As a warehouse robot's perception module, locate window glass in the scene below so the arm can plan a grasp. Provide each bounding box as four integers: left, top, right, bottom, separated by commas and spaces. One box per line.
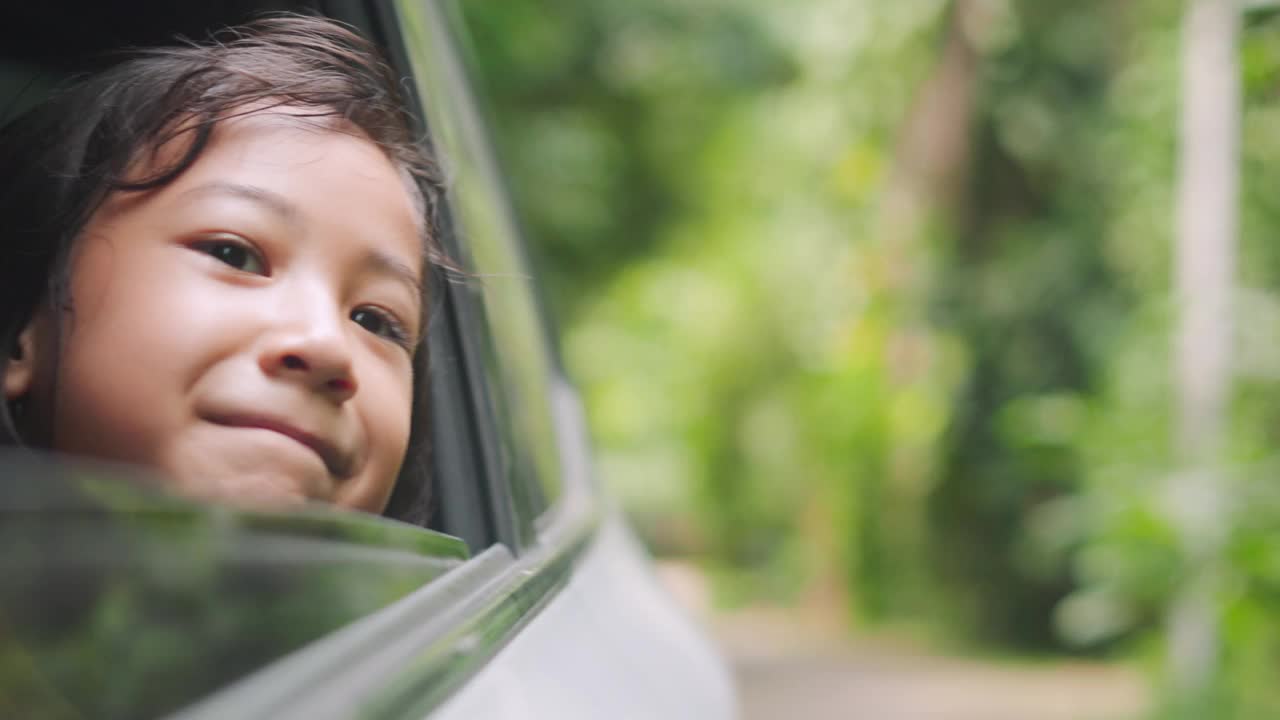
0, 457, 466, 720
396, 0, 566, 527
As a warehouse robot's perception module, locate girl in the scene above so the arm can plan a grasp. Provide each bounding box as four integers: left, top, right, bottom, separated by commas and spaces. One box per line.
0, 14, 447, 524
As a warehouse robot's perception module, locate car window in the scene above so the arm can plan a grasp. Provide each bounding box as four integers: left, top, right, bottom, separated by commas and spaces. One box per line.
0, 3, 584, 717
396, 0, 567, 536
0, 4, 498, 716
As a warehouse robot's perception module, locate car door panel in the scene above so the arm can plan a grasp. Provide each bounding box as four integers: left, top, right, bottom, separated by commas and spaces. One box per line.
433, 514, 737, 720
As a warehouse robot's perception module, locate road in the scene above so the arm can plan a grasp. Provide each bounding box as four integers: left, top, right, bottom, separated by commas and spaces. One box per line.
656, 562, 1149, 720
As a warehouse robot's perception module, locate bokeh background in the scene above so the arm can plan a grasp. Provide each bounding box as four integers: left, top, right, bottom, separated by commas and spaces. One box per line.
454, 0, 1280, 717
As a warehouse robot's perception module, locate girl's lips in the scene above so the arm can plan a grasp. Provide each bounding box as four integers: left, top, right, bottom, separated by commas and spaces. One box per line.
206, 413, 351, 478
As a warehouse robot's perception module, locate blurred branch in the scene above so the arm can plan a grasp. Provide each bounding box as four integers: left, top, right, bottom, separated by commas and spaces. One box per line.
877, 0, 983, 266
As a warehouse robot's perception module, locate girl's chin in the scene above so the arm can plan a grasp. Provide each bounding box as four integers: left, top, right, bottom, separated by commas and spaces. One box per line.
154, 433, 337, 508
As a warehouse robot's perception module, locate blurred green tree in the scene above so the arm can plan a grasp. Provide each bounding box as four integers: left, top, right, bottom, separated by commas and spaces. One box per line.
454, 5, 1280, 712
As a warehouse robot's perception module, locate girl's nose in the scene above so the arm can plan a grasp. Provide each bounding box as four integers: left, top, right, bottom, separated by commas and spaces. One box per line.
259, 308, 358, 403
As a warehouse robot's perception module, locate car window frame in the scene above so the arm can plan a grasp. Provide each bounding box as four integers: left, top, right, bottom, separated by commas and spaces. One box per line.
385, 0, 576, 538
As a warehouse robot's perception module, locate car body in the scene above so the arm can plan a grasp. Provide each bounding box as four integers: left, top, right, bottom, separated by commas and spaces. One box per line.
0, 1, 737, 718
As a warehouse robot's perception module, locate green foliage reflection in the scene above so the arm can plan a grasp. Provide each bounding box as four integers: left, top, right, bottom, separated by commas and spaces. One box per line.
0, 456, 465, 719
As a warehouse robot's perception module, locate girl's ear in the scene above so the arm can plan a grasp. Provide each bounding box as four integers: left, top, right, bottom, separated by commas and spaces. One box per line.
4, 320, 40, 401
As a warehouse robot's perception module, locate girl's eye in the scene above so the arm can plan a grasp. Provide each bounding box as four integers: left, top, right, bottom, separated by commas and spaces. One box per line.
192, 238, 268, 275
351, 307, 411, 348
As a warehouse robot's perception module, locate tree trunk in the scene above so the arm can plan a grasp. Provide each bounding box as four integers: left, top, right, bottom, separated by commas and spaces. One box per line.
1169, 0, 1238, 701
844, 0, 986, 621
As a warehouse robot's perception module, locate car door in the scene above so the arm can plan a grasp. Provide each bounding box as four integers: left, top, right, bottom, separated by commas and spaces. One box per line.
0, 1, 735, 717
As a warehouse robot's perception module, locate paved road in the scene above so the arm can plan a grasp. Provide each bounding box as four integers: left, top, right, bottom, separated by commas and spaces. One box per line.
722, 619, 1146, 720
657, 563, 1148, 720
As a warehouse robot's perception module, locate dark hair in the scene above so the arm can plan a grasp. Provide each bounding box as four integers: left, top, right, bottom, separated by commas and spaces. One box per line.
0, 14, 446, 524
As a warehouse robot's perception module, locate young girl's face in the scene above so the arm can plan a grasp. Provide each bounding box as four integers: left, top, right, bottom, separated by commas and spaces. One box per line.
10, 110, 425, 512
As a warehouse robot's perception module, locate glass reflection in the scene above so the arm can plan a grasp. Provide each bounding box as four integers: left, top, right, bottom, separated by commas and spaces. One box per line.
0, 452, 466, 720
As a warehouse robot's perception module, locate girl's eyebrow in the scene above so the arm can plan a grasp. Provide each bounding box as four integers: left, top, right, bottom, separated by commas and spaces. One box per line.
361, 249, 424, 306
179, 181, 299, 223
